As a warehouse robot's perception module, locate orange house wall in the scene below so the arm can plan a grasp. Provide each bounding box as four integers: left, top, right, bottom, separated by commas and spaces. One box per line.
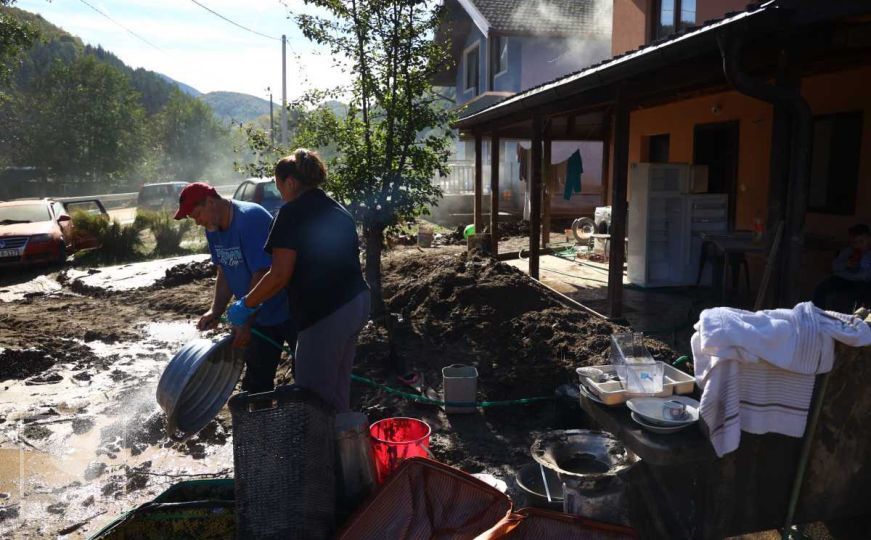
623, 66, 871, 295
612, 0, 650, 56
628, 92, 774, 230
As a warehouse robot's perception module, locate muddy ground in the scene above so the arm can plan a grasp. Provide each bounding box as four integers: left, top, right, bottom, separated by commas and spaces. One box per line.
0, 246, 679, 538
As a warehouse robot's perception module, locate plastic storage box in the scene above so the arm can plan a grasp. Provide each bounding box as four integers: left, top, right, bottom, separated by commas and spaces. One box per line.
611, 333, 664, 394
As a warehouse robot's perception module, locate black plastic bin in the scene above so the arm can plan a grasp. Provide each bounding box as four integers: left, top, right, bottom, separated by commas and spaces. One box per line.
229, 385, 336, 540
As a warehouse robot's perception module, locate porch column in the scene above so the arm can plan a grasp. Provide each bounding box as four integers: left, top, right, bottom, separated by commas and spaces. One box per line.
530, 115, 543, 279
542, 136, 552, 249
474, 133, 483, 233
607, 95, 630, 319
490, 134, 500, 255
601, 112, 612, 207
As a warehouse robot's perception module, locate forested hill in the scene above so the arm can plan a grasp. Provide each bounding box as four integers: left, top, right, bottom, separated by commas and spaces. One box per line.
200, 91, 275, 124
0, 6, 245, 191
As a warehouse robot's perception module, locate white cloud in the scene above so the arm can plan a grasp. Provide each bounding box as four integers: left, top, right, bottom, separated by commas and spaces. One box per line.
15, 0, 342, 98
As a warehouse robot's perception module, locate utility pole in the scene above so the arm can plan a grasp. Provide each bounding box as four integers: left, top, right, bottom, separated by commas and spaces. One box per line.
267, 86, 274, 147
281, 34, 288, 146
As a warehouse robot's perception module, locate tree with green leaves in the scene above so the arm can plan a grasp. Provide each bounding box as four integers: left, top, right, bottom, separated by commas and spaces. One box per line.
150, 90, 231, 181
292, 0, 453, 317
18, 55, 146, 183
0, 1, 35, 90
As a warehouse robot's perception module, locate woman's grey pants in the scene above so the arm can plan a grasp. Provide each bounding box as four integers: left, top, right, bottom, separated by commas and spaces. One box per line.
294, 290, 370, 412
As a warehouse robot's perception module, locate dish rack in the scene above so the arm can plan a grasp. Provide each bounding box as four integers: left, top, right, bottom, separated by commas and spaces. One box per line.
580, 362, 695, 406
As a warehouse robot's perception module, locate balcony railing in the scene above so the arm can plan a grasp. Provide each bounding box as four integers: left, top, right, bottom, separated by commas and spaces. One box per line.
434, 160, 521, 195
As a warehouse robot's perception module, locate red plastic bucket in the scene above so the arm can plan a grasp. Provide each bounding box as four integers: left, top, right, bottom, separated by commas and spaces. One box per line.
369, 417, 431, 484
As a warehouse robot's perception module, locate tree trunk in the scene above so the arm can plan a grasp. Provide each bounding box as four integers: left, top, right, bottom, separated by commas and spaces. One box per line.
364, 222, 406, 374
364, 224, 386, 319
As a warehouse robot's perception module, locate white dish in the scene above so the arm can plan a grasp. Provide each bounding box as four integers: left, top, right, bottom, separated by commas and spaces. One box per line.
626, 396, 700, 426
630, 412, 695, 434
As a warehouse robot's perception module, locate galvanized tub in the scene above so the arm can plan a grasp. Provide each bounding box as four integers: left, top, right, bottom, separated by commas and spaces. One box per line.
156, 334, 244, 441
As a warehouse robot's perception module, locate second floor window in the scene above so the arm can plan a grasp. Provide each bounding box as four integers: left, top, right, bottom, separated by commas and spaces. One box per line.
653, 0, 696, 39
493, 36, 508, 76
465, 44, 479, 94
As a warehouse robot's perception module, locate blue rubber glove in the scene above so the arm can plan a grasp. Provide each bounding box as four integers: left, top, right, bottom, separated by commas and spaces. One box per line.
227, 297, 258, 326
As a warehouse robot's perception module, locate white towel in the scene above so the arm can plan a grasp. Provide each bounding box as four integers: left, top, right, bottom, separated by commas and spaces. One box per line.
692, 302, 871, 457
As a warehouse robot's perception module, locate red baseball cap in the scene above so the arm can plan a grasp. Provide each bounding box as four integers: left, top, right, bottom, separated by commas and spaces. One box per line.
174, 182, 219, 220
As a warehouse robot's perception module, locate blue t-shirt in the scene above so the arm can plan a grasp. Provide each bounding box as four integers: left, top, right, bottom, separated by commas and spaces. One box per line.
206, 200, 289, 326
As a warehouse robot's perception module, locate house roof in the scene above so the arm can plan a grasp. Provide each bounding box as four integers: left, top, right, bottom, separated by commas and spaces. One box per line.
454, 1, 780, 127
459, 0, 609, 36
455, 0, 871, 130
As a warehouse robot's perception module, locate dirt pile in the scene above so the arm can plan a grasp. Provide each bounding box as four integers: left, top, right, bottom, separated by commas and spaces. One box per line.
154, 260, 216, 288
0, 348, 55, 380
357, 251, 675, 401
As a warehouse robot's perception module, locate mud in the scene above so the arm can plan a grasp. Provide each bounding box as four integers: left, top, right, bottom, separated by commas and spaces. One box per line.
350, 248, 677, 477
358, 250, 674, 401
0, 247, 679, 538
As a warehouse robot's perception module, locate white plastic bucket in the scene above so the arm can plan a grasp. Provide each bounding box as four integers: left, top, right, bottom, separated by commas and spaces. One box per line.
442, 364, 478, 414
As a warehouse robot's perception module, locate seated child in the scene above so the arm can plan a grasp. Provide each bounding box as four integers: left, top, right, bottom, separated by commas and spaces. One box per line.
812, 224, 871, 311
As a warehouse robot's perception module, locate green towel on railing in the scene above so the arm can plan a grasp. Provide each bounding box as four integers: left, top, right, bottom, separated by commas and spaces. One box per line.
564, 149, 583, 200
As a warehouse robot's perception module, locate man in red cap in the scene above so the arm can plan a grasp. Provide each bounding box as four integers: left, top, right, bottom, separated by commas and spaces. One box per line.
175, 182, 295, 392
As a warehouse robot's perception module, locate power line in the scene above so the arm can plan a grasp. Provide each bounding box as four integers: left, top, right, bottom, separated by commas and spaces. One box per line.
188, 0, 281, 41
76, 0, 165, 54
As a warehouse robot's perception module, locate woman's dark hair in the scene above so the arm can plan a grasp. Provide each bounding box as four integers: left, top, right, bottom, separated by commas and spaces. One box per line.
274, 148, 327, 188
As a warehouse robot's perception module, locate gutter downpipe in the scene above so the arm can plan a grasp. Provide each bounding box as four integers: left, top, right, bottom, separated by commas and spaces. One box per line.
719, 32, 818, 540
718, 32, 812, 309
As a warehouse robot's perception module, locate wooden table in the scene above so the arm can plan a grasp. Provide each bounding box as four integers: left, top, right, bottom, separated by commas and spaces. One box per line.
699, 232, 768, 302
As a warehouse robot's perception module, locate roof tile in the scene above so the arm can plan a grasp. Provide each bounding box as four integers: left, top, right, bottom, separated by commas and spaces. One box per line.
469, 0, 609, 35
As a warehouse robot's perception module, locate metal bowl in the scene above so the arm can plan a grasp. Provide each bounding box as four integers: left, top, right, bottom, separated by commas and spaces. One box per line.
531, 429, 637, 491
156, 335, 243, 440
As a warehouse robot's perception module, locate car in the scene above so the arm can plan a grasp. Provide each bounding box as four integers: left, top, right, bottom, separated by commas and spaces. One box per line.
61, 199, 110, 250
0, 198, 105, 267
232, 178, 283, 216
136, 182, 188, 215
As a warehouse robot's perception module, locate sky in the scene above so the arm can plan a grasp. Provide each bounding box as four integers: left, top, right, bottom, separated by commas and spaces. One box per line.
14, 0, 350, 100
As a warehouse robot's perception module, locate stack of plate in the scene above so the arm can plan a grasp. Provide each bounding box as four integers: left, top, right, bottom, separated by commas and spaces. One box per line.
626, 396, 699, 434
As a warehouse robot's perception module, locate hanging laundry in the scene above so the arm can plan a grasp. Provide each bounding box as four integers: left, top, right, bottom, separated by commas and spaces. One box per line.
564, 149, 583, 200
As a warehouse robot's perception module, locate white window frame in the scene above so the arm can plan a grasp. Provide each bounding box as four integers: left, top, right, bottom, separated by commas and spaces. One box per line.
493, 36, 508, 78
463, 41, 480, 95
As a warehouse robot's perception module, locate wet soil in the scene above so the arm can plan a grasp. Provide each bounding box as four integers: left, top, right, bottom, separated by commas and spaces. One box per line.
0, 244, 680, 537
350, 248, 677, 476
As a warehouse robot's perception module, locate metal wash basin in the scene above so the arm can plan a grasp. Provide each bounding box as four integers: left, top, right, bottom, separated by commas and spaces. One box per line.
156, 335, 244, 440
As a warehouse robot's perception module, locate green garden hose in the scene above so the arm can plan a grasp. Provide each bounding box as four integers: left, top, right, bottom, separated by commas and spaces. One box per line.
224, 318, 554, 409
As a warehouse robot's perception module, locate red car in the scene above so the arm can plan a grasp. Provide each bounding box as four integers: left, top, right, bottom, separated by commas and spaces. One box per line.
0, 198, 106, 267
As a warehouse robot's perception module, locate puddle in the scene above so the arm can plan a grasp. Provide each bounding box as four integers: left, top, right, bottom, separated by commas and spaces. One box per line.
63, 254, 209, 292
0, 319, 234, 538
0, 275, 63, 303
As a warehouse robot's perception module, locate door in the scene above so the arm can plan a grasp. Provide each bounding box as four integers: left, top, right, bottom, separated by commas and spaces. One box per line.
693, 121, 739, 229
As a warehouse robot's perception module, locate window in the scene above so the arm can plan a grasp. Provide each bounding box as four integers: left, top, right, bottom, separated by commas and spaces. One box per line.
652, 0, 696, 40
464, 44, 479, 94
492, 36, 508, 77
241, 182, 256, 202
808, 112, 863, 215
648, 134, 670, 163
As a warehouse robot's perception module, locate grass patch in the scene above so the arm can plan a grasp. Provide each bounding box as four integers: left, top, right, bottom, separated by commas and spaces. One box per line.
134, 210, 194, 256
71, 212, 144, 264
